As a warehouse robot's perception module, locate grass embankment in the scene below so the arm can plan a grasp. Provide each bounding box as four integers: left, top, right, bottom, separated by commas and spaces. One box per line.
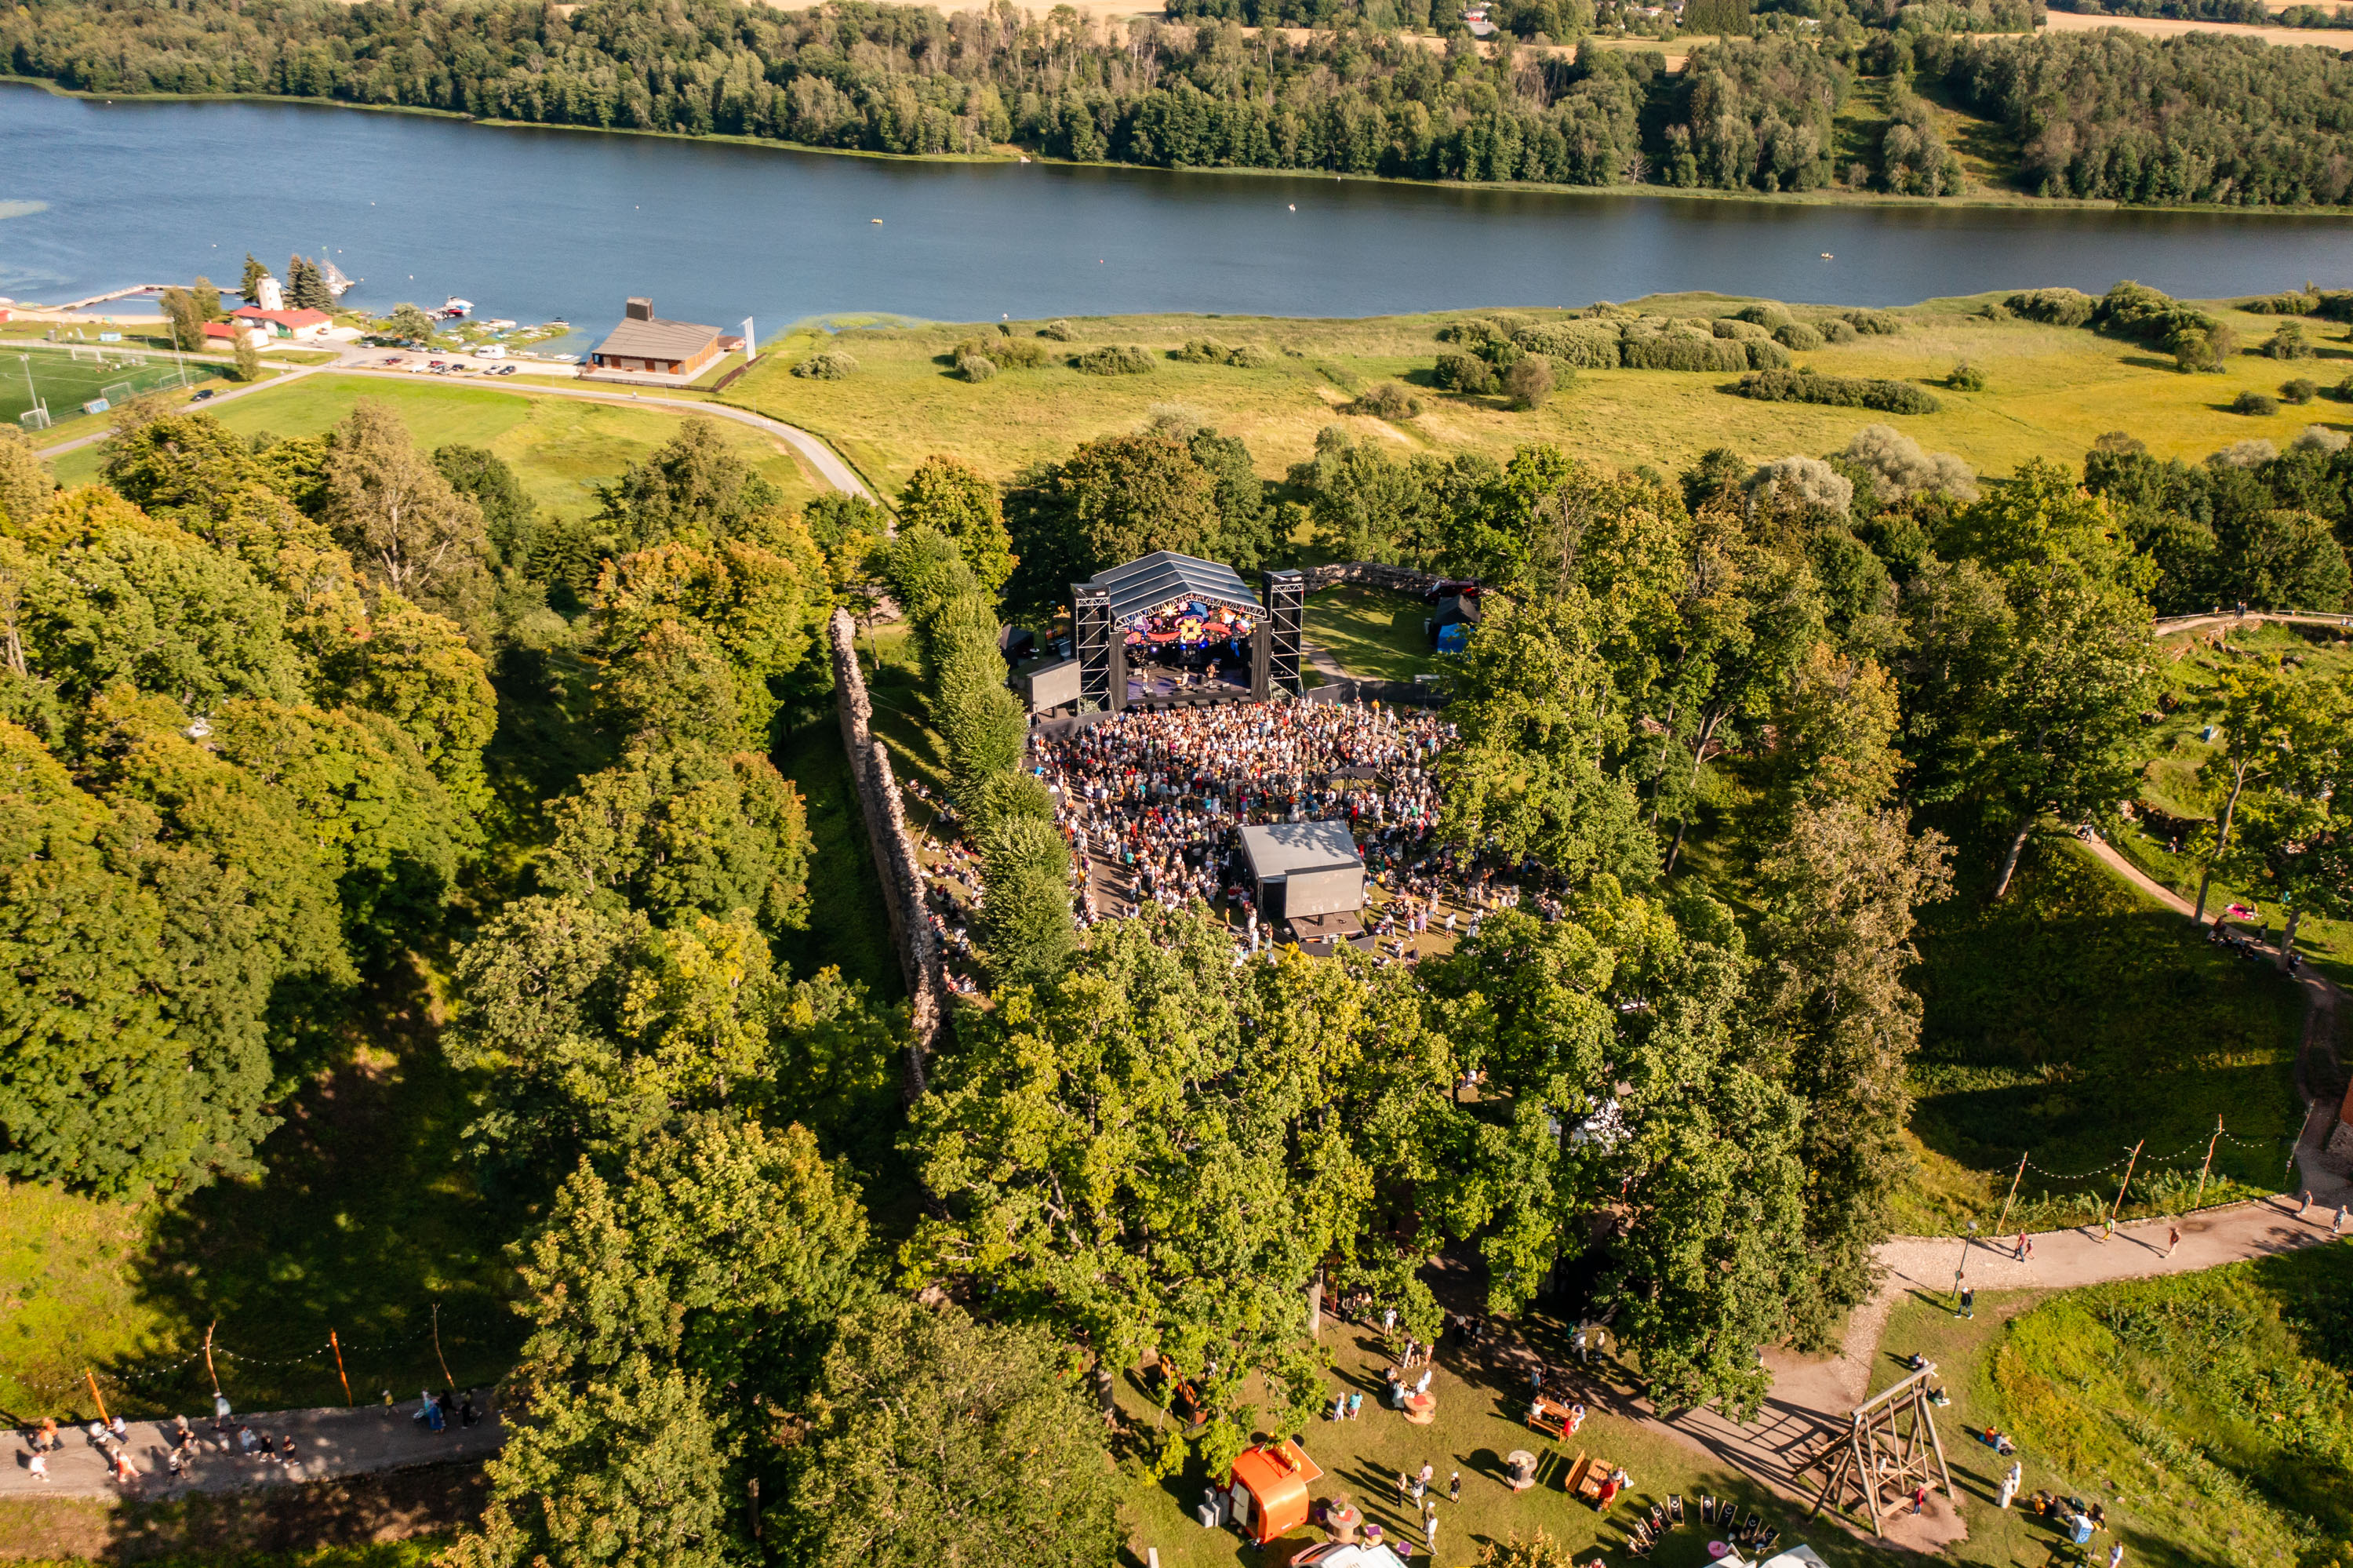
1867, 1237, 2353, 1568
1302, 584, 1441, 683
2100, 620, 2353, 991
1900, 831, 2308, 1238
719, 297, 2353, 503
45, 374, 826, 518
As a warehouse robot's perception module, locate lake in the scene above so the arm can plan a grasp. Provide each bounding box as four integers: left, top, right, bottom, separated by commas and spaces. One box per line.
5, 80, 2348, 341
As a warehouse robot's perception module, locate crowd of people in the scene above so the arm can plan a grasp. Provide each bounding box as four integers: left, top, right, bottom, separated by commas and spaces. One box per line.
901, 693, 1581, 978
1033, 696, 1497, 955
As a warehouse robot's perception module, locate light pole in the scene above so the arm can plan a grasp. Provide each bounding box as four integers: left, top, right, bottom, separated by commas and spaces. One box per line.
1951, 1220, 1977, 1310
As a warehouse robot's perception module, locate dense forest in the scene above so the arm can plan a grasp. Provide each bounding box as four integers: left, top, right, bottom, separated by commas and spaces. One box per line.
7, 296, 2353, 1555
1930, 28, 2353, 203
5, 0, 2353, 202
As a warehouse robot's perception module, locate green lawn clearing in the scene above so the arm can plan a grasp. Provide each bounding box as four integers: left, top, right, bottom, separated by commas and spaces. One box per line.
46, 373, 826, 520
1868, 1236, 2353, 1568
1304, 584, 1441, 683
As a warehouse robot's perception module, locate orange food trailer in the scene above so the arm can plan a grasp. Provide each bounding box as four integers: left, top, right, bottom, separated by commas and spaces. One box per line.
1227, 1439, 1326, 1544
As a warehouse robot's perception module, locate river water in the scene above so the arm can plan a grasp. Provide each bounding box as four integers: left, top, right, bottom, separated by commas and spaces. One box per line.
5, 81, 2348, 339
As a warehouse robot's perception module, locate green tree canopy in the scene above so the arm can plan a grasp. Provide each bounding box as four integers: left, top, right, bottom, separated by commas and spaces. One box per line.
785, 1297, 1121, 1568
900, 455, 1015, 598
545, 744, 811, 934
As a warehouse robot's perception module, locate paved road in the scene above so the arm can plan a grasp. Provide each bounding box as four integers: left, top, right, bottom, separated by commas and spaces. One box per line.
37, 357, 876, 501
4, 1402, 502, 1500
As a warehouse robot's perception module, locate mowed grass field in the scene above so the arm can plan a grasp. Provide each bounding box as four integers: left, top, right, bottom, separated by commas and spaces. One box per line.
45, 373, 827, 518
721, 295, 2353, 502
2, 347, 229, 427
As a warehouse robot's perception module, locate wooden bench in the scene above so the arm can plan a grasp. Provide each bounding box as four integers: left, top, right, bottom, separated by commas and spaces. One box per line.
1577, 1457, 1616, 1506
1562, 1450, 1595, 1498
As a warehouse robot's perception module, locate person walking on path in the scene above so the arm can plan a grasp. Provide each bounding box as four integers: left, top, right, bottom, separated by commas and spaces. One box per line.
2336, 1204, 2348, 1236
2102, 1215, 2115, 1242
1911, 1483, 1928, 1515
2300, 1190, 2313, 1219
1956, 1287, 1974, 1319
27, 1453, 48, 1483
2013, 1232, 2028, 1261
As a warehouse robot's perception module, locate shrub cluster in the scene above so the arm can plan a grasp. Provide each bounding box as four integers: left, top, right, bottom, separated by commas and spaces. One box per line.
1733, 368, 1942, 413
1038, 319, 1079, 341
1435, 351, 1498, 393
2002, 287, 2097, 326
1773, 321, 1825, 351
1511, 316, 1781, 373
1172, 338, 1273, 367
955, 354, 997, 382
2257, 323, 2316, 360
1348, 382, 1422, 420
2239, 291, 2321, 315
1072, 344, 1155, 376
958, 335, 1047, 369
791, 349, 858, 380
1841, 309, 1904, 335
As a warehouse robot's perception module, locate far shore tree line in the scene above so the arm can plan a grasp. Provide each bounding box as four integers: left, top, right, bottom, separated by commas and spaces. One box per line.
9, 0, 2353, 204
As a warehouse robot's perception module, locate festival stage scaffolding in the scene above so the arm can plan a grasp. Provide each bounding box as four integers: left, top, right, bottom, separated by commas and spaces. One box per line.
1065, 551, 1307, 715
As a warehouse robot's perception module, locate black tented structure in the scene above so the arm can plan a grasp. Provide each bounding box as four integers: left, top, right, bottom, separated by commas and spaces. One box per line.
1067, 551, 1304, 714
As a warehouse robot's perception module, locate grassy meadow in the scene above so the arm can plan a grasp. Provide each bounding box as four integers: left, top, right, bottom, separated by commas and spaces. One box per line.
1867, 1235, 2353, 1568
44, 374, 827, 518
721, 296, 2353, 503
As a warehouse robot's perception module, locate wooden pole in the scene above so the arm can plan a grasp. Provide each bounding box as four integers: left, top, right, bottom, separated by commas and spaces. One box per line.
84, 1369, 108, 1424
431, 1303, 456, 1390
2195, 1117, 2223, 1210
203, 1320, 220, 1396
2108, 1140, 2144, 1231
1991, 1151, 2028, 1240
330, 1330, 353, 1407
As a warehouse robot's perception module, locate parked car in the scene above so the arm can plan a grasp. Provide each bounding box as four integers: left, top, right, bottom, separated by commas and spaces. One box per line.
191, 388, 215, 402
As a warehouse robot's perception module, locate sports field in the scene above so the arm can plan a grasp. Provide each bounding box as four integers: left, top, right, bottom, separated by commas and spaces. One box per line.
1, 344, 224, 428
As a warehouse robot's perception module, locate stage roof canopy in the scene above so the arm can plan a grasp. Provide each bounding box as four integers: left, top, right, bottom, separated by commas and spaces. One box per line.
1085, 551, 1261, 624
1239, 820, 1364, 881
